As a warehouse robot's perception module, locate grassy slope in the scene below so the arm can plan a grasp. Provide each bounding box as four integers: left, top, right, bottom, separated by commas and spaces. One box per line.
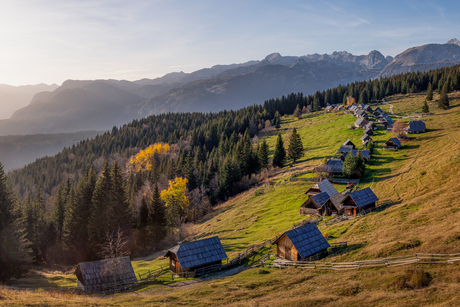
3, 92, 460, 306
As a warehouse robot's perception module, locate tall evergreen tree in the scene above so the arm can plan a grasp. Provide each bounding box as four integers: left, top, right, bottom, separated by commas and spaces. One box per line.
110, 161, 130, 230
258, 139, 269, 168
438, 85, 449, 110
62, 187, 80, 261
272, 133, 286, 168
0, 161, 30, 281
287, 128, 304, 164
51, 183, 66, 233
422, 100, 430, 113
426, 82, 433, 101
148, 183, 167, 245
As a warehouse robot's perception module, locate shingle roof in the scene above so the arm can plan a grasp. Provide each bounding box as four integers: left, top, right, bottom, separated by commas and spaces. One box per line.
310, 192, 330, 209
354, 118, 367, 127
329, 192, 347, 211
166, 236, 227, 270
364, 128, 373, 136
361, 134, 370, 141
374, 107, 383, 114
343, 139, 355, 147
325, 159, 344, 173
280, 223, 330, 259
356, 110, 365, 116
339, 145, 354, 153
342, 150, 370, 160
364, 105, 372, 111
74, 257, 137, 292
382, 114, 394, 125
348, 187, 379, 208
316, 179, 339, 197
386, 137, 401, 148
406, 121, 426, 132
365, 122, 375, 129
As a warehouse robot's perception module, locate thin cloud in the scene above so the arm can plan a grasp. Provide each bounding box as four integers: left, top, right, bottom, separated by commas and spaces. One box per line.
322, 1, 371, 25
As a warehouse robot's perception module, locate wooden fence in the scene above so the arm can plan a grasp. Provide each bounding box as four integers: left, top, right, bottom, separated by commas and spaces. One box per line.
265, 253, 460, 270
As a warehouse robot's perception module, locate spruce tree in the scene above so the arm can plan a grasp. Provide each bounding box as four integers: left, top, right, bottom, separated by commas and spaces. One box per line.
272, 133, 286, 168
438, 85, 449, 110
426, 83, 433, 101
62, 187, 79, 261
88, 161, 112, 252
51, 184, 66, 233
110, 161, 130, 229
422, 100, 430, 113
148, 183, 167, 245
274, 111, 281, 129
258, 139, 269, 168
0, 161, 31, 281
287, 128, 304, 164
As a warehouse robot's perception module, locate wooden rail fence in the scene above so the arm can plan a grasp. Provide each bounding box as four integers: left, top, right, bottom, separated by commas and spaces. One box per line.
265, 253, 460, 270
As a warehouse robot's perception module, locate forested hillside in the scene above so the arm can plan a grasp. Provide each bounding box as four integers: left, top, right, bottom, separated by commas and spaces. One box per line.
2, 64, 460, 280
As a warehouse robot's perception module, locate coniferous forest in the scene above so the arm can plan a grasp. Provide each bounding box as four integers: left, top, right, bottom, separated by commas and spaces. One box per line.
1, 64, 460, 281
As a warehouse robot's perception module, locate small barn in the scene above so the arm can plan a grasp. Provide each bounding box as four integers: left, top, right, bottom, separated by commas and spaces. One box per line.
385, 137, 402, 150
274, 223, 330, 261
324, 159, 344, 175
340, 187, 379, 216
319, 192, 347, 216
305, 179, 338, 197
340, 150, 370, 161
165, 236, 227, 274
364, 105, 373, 112
300, 191, 330, 212
354, 117, 368, 128
364, 128, 374, 136
374, 107, 383, 115
338, 145, 354, 154
360, 134, 371, 144
365, 121, 377, 131
405, 121, 426, 133
74, 257, 138, 293
343, 139, 356, 149
382, 114, 394, 127
355, 109, 366, 118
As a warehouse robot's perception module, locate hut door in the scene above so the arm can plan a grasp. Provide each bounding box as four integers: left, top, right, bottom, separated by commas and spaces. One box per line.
353, 208, 356, 216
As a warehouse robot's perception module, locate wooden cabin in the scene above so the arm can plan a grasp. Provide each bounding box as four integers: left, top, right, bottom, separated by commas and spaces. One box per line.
405, 121, 426, 133
324, 159, 344, 175
74, 256, 138, 293
164, 236, 227, 274
342, 139, 356, 149
365, 121, 377, 131
305, 179, 338, 197
338, 145, 354, 154
300, 191, 330, 213
340, 187, 379, 216
274, 223, 330, 261
354, 117, 368, 129
360, 134, 371, 144
339, 149, 370, 161
319, 192, 347, 216
385, 137, 402, 150
364, 128, 374, 136
374, 107, 383, 115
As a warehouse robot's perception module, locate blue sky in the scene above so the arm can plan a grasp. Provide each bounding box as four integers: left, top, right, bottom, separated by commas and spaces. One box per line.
0, 0, 459, 85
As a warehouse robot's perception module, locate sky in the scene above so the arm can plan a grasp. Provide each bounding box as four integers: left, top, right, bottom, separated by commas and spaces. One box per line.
0, 0, 459, 86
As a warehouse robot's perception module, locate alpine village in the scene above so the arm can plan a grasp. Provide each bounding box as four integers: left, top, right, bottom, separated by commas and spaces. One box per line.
2, 54, 460, 306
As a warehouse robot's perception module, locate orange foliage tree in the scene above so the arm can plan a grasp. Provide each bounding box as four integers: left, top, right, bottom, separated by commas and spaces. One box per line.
127, 143, 170, 172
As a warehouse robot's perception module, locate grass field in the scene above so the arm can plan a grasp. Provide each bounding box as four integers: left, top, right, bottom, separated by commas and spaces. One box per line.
3, 92, 460, 306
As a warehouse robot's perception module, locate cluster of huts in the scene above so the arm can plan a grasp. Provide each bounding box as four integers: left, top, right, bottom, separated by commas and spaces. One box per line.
300, 179, 378, 217
323, 139, 370, 175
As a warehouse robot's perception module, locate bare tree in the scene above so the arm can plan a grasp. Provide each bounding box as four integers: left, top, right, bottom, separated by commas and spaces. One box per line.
99, 227, 130, 293
392, 119, 406, 138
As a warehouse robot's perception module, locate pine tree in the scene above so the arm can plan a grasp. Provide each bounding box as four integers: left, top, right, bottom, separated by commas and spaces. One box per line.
88, 161, 112, 252
342, 151, 355, 178
110, 161, 130, 229
426, 83, 433, 101
62, 187, 80, 261
272, 133, 286, 168
218, 157, 241, 199
51, 184, 66, 233
274, 111, 281, 129
293, 104, 301, 119
287, 128, 304, 164
258, 139, 269, 168
0, 161, 30, 281
138, 196, 149, 230
422, 100, 430, 113
438, 85, 449, 110
148, 183, 167, 245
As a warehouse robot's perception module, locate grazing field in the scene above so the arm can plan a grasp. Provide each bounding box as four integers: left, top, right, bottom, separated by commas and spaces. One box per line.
3, 92, 460, 306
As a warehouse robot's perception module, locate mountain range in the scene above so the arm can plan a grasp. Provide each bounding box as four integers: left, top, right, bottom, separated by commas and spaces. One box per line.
1, 39, 460, 136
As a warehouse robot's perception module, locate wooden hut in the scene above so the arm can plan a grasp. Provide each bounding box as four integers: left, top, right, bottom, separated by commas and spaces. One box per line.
319, 192, 347, 216
340, 149, 370, 161
354, 117, 368, 128
305, 179, 338, 197
340, 187, 379, 216
74, 256, 138, 293
164, 236, 227, 274
385, 137, 402, 150
342, 139, 356, 149
364, 128, 374, 136
324, 159, 344, 175
300, 191, 330, 213
360, 134, 371, 144
365, 121, 377, 131
274, 223, 330, 261
338, 145, 354, 154
405, 121, 426, 133
374, 107, 383, 115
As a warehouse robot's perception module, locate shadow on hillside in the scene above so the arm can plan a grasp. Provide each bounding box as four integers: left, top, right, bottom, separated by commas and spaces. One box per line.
375, 173, 402, 181
328, 243, 365, 258
402, 144, 420, 150
374, 200, 402, 213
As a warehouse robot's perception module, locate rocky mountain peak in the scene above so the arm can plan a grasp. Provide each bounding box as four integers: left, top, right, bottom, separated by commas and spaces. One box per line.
446, 38, 460, 46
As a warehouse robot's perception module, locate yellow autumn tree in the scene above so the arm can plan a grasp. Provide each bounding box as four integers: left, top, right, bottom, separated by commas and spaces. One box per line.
160, 177, 189, 236
127, 143, 170, 173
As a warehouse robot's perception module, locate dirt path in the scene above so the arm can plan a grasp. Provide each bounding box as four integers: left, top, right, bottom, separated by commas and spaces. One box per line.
382, 99, 422, 119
